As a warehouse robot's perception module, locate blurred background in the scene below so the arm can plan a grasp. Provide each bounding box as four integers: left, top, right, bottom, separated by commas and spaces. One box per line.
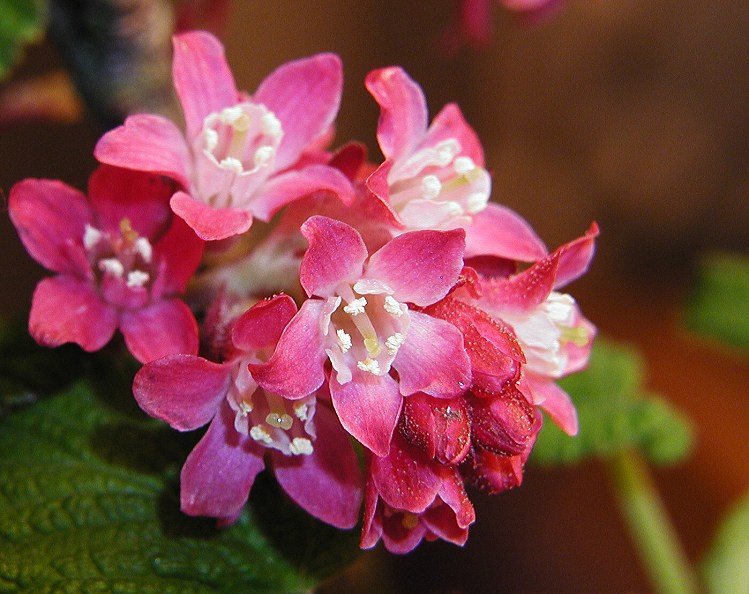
1, 1, 748, 592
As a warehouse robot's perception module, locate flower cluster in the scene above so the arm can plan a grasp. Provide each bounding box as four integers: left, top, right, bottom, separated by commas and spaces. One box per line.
8, 30, 597, 553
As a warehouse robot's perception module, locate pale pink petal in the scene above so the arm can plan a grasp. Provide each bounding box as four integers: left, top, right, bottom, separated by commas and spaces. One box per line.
299, 216, 367, 298
152, 215, 204, 295
394, 311, 471, 398
172, 31, 239, 140
329, 371, 402, 457
251, 164, 355, 222
271, 405, 363, 529
464, 202, 547, 261
366, 229, 465, 306
421, 103, 485, 165
170, 190, 253, 240
181, 402, 265, 518
553, 222, 599, 288
254, 53, 342, 170
8, 179, 91, 274
29, 276, 117, 352
93, 114, 191, 189
120, 298, 199, 363
365, 67, 428, 160
232, 294, 298, 351
133, 354, 230, 431
526, 375, 578, 435
248, 299, 327, 398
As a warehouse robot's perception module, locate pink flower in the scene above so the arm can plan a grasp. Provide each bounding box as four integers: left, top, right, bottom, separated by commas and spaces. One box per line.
95, 31, 354, 241
365, 66, 547, 262
249, 215, 471, 457
8, 165, 203, 363
132, 295, 363, 528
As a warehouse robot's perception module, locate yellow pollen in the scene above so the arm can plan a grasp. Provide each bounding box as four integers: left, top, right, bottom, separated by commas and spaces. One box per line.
265, 412, 293, 430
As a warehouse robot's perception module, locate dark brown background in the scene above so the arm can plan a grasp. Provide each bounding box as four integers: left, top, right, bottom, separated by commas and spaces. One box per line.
2, 2, 748, 592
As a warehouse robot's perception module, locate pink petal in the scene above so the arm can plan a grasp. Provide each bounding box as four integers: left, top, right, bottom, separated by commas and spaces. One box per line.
271, 405, 363, 529
251, 164, 355, 222
253, 53, 342, 170
394, 311, 471, 398
231, 294, 297, 351
464, 202, 547, 261
8, 178, 91, 274
526, 375, 579, 435
421, 103, 485, 165
29, 276, 117, 352
553, 221, 599, 288
329, 370, 402, 457
299, 216, 367, 298
401, 393, 471, 465
248, 299, 327, 398
469, 387, 536, 456
170, 190, 253, 240
436, 467, 476, 529
133, 354, 230, 431
365, 66, 428, 160
181, 402, 265, 518
120, 298, 199, 363
481, 250, 560, 313
93, 114, 191, 190
366, 229, 465, 306
172, 31, 239, 140
360, 480, 384, 550
152, 215, 204, 295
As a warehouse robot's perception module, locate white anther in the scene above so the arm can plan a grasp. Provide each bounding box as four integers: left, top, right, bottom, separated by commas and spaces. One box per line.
336, 329, 352, 353
343, 297, 367, 316
421, 175, 442, 199
250, 425, 273, 444
289, 437, 313, 456
265, 412, 294, 430
126, 270, 150, 288
357, 358, 381, 375
238, 400, 253, 416
220, 105, 244, 124
261, 112, 282, 137
99, 258, 124, 278
220, 156, 243, 173
446, 201, 465, 217
385, 333, 405, 355
293, 402, 308, 422
466, 192, 488, 214
254, 146, 274, 167
204, 128, 219, 151
454, 156, 476, 175
384, 295, 404, 317
134, 237, 153, 263
83, 225, 102, 250
436, 140, 459, 165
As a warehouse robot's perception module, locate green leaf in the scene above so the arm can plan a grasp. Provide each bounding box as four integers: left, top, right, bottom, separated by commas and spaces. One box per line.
532, 339, 693, 465
685, 252, 749, 350
701, 491, 749, 594
0, 380, 359, 593
0, 0, 48, 80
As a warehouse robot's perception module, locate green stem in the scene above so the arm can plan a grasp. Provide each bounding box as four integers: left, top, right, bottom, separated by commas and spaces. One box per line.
608, 450, 701, 594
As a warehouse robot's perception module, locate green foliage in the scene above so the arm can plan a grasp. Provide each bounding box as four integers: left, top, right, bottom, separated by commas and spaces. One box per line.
0, 379, 359, 593
701, 491, 749, 594
532, 339, 693, 465
0, 0, 48, 80
685, 252, 749, 350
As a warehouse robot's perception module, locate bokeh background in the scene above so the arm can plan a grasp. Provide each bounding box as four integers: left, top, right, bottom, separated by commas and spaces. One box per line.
2, 1, 748, 592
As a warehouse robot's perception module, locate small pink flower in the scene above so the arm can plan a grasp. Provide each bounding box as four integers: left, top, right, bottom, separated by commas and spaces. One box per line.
250, 215, 471, 457
95, 31, 354, 241
9, 165, 203, 363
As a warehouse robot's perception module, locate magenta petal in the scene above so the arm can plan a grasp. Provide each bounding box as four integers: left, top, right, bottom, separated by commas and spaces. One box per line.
120, 298, 198, 363
181, 403, 265, 518
365, 66, 428, 160
394, 311, 471, 398
93, 115, 191, 189
232, 294, 297, 351
254, 53, 342, 170
252, 165, 355, 222
9, 179, 91, 274
422, 103, 485, 165
170, 191, 253, 240
133, 354, 230, 431
300, 216, 367, 297
272, 405, 363, 529
360, 481, 384, 550
29, 276, 117, 352
526, 376, 579, 435
172, 31, 239, 140
366, 229, 465, 306
249, 299, 327, 398
330, 371, 402, 457
465, 202, 547, 261
553, 222, 600, 288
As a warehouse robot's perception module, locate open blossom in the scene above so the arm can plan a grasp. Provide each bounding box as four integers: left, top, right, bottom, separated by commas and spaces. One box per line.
250, 215, 471, 457
8, 165, 203, 363
95, 30, 354, 241
133, 295, 363, 527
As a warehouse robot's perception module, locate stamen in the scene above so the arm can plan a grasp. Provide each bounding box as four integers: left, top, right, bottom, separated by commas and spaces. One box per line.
436, 139, 460, 166
261, 112, 282, 137
250, 425, 273, 444
561, 325, 590, 347
363, 336, 382, 357
385, 333, 405, 355
343, 297, 367, 316
446, 201, 464, 217
293, 402, 308, 422
238, 400, 253, 416
220, 157, 243, 174
336, 329, 352, 353
220, 105, 244, 124
384, 295, 403, 316
265, 412, 294, 430
99, 258, 124, 278
466, 192, 488, 214
83, 225, 102, 250
204, 128, 219, 151
357, 358, 381, 375
454, 156, 475, 175
254, 146, 274, 167
126, 270, 150, 288
421, 175, 442, 199
289, 437, 313, 456
134, 237, 153, 263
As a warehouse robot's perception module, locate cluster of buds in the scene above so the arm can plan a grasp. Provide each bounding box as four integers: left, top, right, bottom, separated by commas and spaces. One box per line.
8, 31, 596, 553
